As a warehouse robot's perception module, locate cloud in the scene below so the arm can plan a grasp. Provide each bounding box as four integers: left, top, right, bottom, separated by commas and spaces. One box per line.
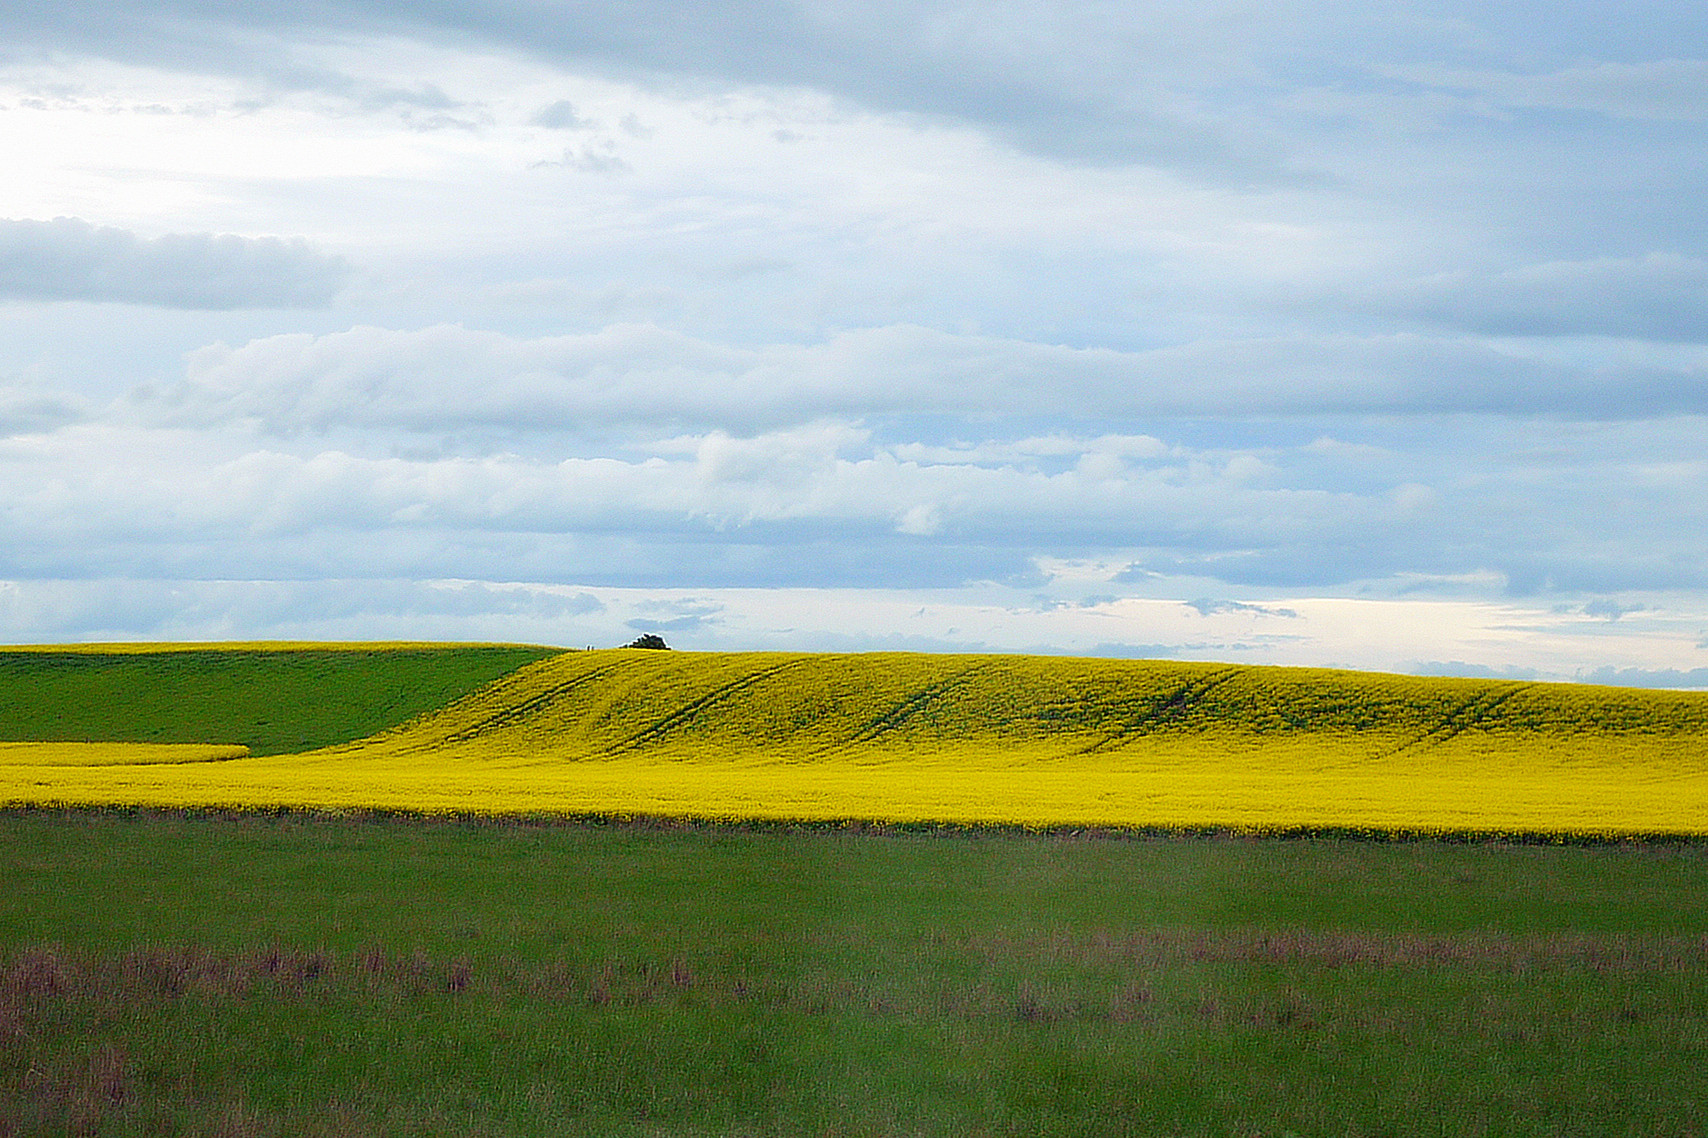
2, 0, 1705, 684
0, 576, 602, 643
0, 380, 86, 437
1580, 599, 1644, 621
9, 0, 1708, 202
894, 435, 1172, 468
1083, 642, 1186, 658
0, 412, 1461, 595
132, 321, 1708, 437
1577, 665, 1708, 690
7, 571, 1708, 678
0, 218, 349, 309
1185, 599, 1300, 618
1409, 661, 1542, 681
0, 0, 1494, 178
531, 99, 590, 129
1392, 58, 1708, 122
1377, 254, 1708, 341
34, 396, 1708, 602
625, 614, 715, 634
534, 143, 631, 173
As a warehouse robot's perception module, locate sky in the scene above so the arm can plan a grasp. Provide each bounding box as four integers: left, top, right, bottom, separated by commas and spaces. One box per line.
1, 0, 1706, 684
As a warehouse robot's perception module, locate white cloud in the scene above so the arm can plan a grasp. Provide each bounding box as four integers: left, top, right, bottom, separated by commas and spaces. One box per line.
8, 406, 1706, 610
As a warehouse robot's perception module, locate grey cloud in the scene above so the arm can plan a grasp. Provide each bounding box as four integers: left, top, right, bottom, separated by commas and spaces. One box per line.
0, 576, 599, 643
0, 218, 349, 309
1500, 560, 1708, 598
5, 402, 1708, 597
261, 66, 487, 126
414, 582, 604, 619
531, 99, 590, 129
354, 82, 460, 112
0, 0, 1448, 175
0, 417, 1436, 588
1410, 661, 1542, 681
1580, 599, 1645, 621
1143, 547, 1423, 591
258, 74, 468, 116
1577, 665, 1708, 690
748, 628, 997, 654
631, 598, 723, 617
1185, 598, 1300, 618
8, 0, 1707, 216
6, 1, 1708, 663
1084, 642, 1185, 659
1395, 59, 1708, 122
0, 380, 86, 436
134, 322, 1708, 437
545, 145, 631, 174
1377, 254, 1708, 341
8, 0, 1708, 188
625, 614, 713, 635
626, 598, 724, 636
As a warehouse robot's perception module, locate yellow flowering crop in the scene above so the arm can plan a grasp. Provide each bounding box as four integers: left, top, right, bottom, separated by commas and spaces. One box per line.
4, 649, 1706, 835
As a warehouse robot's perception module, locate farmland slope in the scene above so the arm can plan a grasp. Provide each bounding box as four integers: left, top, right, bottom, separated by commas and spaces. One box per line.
3, 648, 1707, 833
351, 649, 1708, 760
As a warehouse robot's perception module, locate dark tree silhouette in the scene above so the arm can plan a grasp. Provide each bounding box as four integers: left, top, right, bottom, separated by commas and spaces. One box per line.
625, 633, 671, 650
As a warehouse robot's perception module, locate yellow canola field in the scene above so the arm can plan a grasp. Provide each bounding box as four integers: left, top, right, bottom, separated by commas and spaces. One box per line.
4, 649, 1707, 834
6, 739, 1706, 835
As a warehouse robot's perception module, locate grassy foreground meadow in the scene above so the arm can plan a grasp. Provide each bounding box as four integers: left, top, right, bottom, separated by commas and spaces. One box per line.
2, 644, 1706, 835
3, 645, 1706, 1134
3, 811, 1707, 1136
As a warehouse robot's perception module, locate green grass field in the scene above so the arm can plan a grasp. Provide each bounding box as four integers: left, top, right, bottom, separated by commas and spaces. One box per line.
2, 811, 1706, 1136
0, 643, 559, 756
4, 647, 1706, 1133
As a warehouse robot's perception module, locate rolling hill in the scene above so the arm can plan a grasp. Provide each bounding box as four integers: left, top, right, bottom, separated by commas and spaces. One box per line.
2, 646, 1705, 834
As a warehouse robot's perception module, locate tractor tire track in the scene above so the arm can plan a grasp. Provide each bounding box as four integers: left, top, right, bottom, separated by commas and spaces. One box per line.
437, 661, 627, 745
823, 660, 1000, 752
1076, 666, 1244, 754
606, 658, 809, 755
1384, 684, 1524, 758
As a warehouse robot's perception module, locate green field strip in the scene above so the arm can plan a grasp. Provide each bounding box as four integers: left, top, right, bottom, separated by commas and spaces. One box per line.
0, 640, 534, 654
0, 642, 562, 755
